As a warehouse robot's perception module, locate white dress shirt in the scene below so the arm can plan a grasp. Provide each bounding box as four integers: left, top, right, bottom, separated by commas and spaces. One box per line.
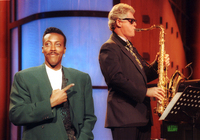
45, 65, 62, 90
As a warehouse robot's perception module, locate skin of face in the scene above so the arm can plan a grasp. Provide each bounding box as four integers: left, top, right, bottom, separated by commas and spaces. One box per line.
42, 33, 66, 70
115, 11, 137, 40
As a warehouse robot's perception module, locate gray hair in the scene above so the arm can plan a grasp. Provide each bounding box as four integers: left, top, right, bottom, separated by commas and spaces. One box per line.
108, 3, 135, 31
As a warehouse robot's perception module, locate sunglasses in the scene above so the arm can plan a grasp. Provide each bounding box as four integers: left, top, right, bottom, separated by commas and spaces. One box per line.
120, 18, 137, 24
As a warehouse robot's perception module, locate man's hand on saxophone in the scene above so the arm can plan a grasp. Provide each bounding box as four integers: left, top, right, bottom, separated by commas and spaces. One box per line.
155, 52, 170, 67
146, 87, 165, 101
164, 54, 170, 67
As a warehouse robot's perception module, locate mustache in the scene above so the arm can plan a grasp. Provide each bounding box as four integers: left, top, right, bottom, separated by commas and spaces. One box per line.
47, 52, 59, 55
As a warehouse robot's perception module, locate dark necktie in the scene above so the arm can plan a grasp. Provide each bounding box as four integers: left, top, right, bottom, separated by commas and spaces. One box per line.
60, 71, 76, 140
126, 41, 143, 69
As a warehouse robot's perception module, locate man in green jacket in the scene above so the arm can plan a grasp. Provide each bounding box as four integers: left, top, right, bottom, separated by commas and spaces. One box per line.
9, 27, 97, 140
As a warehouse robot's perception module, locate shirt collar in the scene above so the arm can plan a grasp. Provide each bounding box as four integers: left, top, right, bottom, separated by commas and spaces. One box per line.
118, 35, 128, 42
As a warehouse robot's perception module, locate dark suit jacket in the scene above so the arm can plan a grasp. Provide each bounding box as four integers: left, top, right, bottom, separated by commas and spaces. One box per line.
9, 64, 97, 140
99, 32, 158, 128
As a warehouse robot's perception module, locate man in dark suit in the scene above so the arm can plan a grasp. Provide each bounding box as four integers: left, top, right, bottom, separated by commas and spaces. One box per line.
99, 3, 170, 140
9, 27, 97, 140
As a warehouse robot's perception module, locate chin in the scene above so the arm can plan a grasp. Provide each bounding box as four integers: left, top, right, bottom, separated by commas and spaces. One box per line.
46, 62, 58, 68
50, 64, 57, 68
131, 33, 135, 37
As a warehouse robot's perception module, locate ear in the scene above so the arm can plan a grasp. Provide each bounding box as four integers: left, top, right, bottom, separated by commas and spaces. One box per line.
64, 46, 66, 54
42, 46, 44, 53
116, 19, 122, 28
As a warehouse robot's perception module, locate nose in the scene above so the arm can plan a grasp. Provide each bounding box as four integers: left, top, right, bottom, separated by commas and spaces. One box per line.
133, 21, 137, 27
50, 44, 56, 51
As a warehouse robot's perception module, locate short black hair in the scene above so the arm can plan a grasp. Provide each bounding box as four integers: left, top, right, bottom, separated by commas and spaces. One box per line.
43, 27, 67, 46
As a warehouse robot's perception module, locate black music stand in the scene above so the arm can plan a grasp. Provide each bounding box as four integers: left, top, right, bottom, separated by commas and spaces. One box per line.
159, 86, 200, 140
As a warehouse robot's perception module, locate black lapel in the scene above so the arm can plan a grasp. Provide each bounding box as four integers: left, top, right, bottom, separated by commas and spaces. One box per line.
61, 69, 68, 89
62, 67, 80, 137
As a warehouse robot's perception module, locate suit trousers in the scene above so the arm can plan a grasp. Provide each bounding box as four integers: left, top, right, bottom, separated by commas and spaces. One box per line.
111, 122, 151, 140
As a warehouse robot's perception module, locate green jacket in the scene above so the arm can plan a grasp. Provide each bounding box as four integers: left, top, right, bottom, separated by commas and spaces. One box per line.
9, 64, 97, 140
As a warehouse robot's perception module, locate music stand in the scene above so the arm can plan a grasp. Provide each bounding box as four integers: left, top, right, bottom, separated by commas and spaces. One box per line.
159, 86, 200, 140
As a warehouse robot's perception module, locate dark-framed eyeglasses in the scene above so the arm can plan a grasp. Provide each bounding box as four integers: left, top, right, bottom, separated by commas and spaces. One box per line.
120, 18, 137, 24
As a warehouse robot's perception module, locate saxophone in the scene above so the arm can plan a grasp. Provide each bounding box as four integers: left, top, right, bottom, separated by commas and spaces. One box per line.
135, 25, 186, 116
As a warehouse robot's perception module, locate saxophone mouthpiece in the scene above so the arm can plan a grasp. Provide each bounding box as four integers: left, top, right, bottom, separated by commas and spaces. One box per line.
134, 28, 142, 32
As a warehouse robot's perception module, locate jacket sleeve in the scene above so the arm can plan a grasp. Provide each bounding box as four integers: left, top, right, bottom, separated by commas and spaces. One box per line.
78, 74, 97, 140
144, 60, 159, 83
9, 72, 56, 126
